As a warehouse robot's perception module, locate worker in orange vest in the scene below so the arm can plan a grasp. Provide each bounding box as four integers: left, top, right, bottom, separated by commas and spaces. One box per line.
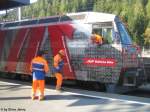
30, 51, 49, 100
91, 33, 103, 45
53, 49, 65, 91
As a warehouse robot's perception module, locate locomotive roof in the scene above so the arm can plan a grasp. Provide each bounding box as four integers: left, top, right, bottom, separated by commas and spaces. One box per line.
67, 12, 116, 23
0, 12, 116, 30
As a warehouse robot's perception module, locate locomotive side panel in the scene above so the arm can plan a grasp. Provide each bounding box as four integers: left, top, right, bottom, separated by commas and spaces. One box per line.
0, 29, 18, 71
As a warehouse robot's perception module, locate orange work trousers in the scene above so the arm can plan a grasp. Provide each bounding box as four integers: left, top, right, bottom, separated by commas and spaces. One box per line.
32, 80, 45, 97
55, 73, 63, 90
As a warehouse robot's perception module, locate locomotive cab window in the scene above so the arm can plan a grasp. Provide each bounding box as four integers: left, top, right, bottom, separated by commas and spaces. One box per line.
92, 22, 113, 44
73, 29, 88, 39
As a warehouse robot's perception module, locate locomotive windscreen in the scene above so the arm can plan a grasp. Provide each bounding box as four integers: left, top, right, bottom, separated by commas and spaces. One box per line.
116, 21, 132, 45
92, 22, 113, 44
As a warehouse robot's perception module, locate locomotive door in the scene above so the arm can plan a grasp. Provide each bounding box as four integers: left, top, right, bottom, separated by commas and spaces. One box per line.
66, 28, 90, 81
48, 24, 76, 79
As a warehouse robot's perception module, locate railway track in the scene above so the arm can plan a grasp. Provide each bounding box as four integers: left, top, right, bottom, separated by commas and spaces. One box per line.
124, 89, 150, 98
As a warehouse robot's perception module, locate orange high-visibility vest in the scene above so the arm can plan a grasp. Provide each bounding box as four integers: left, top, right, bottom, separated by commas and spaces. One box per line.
30, 56, 49, 80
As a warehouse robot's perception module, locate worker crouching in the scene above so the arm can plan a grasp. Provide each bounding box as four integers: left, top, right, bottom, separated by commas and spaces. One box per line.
30, 51, 49, 100
53, 49, 65, 91
91, 33, 103, 45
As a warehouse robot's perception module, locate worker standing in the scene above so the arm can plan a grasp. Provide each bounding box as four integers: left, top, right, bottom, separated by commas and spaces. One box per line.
53, 49, 65, 91
30, 51, 49, 100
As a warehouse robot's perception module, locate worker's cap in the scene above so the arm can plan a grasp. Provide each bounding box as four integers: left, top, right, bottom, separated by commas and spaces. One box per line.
59, 49, 65, 56
37, 50, 45, 56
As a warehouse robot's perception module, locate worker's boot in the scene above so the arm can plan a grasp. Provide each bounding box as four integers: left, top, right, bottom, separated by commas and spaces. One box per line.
56, 86, 60, 91
39, 95, 45, 101
56, 86, 64, 92
31, 94, 36, 100
31, 96, 36, 100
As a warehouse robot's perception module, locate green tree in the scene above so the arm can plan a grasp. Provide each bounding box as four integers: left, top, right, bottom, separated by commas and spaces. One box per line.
127, 0, 148, 45
144, 28, 150, 45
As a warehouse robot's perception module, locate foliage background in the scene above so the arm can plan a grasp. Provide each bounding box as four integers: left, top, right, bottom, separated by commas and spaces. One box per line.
0, 0, 150, 46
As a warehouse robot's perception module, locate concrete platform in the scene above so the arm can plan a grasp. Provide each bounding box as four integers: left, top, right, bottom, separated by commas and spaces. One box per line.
0, 78, 150, 112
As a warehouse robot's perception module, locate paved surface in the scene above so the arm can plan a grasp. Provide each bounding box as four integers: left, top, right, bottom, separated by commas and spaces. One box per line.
0, 78, 150, 112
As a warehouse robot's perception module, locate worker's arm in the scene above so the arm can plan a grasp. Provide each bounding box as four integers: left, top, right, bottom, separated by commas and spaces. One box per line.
44, 60, 49, 73
54, 55, 62, 71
